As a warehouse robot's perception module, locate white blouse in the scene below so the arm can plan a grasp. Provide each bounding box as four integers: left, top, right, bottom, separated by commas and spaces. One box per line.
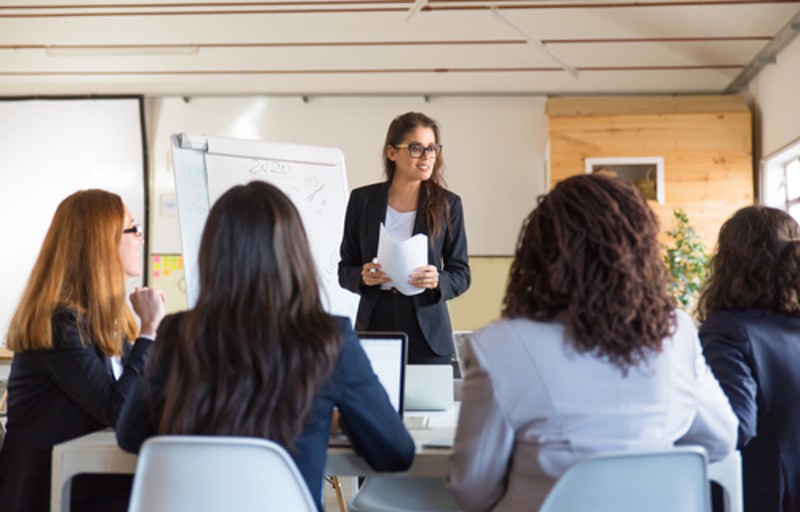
447, 309, 737, 512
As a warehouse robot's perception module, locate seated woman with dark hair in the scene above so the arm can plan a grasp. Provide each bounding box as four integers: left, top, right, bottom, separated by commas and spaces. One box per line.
698, 206, 800, 512
116, 181, 414, 511
447, 174, 737, 512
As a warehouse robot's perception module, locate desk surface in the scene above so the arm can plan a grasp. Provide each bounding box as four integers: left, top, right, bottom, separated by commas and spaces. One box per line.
50, 408, 458, 512
50, 406, 741, 512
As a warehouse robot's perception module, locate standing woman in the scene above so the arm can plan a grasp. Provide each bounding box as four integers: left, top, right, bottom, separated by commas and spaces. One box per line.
698, 206, 800, 512
0, 189, 165, 512
339, 112, 471, 364
116, 182, 414, 511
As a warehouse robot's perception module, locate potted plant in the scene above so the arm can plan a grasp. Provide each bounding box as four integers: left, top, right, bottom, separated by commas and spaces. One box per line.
663, 209, 709, 314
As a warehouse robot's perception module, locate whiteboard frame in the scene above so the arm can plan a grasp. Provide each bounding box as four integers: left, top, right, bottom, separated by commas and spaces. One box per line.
171, 133, 358, 321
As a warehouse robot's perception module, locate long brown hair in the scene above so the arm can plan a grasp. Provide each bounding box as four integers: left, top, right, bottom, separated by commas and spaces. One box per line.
503, 174, 676, 370
697, 206, 800, 320
383, 112, 450, 241
155, 181, 342, 448
6, 189, 137, 356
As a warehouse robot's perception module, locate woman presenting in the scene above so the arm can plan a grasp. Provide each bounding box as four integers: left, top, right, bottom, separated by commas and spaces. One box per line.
339, 112, 470, 364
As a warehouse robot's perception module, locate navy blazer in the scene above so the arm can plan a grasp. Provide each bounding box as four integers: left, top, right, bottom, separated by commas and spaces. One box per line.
338, 182, 471, 356
700, 309, 800, 512
0, 308, 153, 512
116, 313, 415, 511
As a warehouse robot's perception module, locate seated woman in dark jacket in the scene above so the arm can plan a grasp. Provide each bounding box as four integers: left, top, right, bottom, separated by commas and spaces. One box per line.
698, 205, 800, 512
0, 189, 165, 512
116, 181, 414, 511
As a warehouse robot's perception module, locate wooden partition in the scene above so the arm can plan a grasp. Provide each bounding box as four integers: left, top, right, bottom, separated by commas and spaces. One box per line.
547, 95, 754, 247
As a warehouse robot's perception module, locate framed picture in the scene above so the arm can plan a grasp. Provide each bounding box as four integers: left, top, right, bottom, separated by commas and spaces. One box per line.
585, 157, 665, 204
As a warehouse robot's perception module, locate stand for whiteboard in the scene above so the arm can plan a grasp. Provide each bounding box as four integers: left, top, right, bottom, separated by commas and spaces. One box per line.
171, 133, 358, 321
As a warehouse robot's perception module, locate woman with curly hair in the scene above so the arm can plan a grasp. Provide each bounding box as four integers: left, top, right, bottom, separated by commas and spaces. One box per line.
447, 174, 737, 511
698, 206, 800, 512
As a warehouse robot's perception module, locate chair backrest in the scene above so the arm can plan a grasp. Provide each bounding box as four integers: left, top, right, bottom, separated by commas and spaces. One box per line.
127, 435, 318, 512
538, 446, 711, 512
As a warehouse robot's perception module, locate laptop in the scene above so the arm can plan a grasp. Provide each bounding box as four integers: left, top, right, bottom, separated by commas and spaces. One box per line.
404, 365, 454, 411
330, 331, 408, 446
358, 331, 408, 416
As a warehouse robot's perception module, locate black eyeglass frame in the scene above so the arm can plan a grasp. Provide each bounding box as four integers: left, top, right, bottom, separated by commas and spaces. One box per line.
123, 224, 144, 237
393, 143, 443, 158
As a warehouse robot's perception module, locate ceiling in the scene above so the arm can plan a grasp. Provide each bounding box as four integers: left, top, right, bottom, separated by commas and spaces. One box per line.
1, 0, 799, 97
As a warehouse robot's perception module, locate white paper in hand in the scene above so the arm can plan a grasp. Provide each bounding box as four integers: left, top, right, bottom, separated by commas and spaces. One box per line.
377, 223, 428, 296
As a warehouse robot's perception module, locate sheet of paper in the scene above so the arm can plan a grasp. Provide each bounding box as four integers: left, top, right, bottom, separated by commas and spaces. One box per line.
377, 224, 428, 296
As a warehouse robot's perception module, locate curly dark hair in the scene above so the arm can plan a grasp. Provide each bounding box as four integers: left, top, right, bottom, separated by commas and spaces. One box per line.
697, 206, 800, 320
503, 174, 676, 370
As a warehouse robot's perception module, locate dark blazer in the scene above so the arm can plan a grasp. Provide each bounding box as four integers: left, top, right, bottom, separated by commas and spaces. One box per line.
116, 313, 415, 511
0, 308, 153, 512
700, 309, 800, 512
338, 182, 471, 355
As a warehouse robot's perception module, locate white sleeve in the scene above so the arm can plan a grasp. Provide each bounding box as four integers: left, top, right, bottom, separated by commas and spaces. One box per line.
447, 335, 515, 512
674, 313, 738, 462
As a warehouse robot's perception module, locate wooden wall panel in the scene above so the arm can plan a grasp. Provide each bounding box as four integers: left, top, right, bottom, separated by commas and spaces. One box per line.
548, 96, 753, 247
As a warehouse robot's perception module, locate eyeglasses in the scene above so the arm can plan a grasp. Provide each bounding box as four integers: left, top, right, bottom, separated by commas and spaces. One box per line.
394, 143, 442, 159
123, 224, 143, 238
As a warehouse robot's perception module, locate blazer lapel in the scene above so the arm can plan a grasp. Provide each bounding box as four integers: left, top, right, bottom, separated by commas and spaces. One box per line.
366, 182, 390, 256
413, 185, 427, 236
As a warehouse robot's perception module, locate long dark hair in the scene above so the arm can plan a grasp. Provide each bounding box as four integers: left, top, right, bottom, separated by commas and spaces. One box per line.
155, 181, 342, 448
383, 112, 450, 241
697, 206, 800, 320
503, 174, 676, 370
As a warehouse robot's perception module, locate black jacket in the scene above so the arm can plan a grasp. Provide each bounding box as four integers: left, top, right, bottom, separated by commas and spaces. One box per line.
700, 309, 800, 512
115, 314, 414, 511
338, 182, 471, 355
0, 308, 152, 512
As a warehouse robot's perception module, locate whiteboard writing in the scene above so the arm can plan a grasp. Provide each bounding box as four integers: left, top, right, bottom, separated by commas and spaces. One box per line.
173, 134, 358, 321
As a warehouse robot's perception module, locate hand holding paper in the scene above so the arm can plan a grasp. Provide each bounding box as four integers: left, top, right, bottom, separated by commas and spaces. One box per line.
377, 224, 429, 296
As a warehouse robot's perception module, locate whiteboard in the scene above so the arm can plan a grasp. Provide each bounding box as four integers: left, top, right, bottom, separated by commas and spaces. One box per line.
172, 133, 358, 320
0, 98, 146, 346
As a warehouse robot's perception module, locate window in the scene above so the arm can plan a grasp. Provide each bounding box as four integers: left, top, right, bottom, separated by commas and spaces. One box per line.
785, 158, 800, 221
761, 138, 800, 222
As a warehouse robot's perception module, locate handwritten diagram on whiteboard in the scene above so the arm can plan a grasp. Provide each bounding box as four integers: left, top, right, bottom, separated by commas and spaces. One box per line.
172, 133, 358, 321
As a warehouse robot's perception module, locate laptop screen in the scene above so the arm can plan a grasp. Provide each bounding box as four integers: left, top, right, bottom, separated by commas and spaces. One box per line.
358, 331, 407, 416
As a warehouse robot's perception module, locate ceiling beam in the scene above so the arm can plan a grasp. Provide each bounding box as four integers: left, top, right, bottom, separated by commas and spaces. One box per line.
726, 9, 800, 92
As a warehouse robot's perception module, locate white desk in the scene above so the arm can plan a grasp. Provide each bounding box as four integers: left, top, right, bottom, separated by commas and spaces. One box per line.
51, 408, 742, 512
51, 409, 457, 512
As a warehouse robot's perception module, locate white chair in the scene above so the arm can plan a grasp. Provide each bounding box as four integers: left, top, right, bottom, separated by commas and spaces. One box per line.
348, 476, 460, 512
127, 435, 317, 512
539, 446, 711, 512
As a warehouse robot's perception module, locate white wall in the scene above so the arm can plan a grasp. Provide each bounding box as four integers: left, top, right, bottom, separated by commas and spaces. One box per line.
0, 98, 145, 346
146, 95, 549, 258
749, 35, 800, 157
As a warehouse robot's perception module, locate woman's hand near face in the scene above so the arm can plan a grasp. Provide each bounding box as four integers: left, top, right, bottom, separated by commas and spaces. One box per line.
409, 265, 439, 289
130, 287, 166, 338
362, 260, 391, 287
